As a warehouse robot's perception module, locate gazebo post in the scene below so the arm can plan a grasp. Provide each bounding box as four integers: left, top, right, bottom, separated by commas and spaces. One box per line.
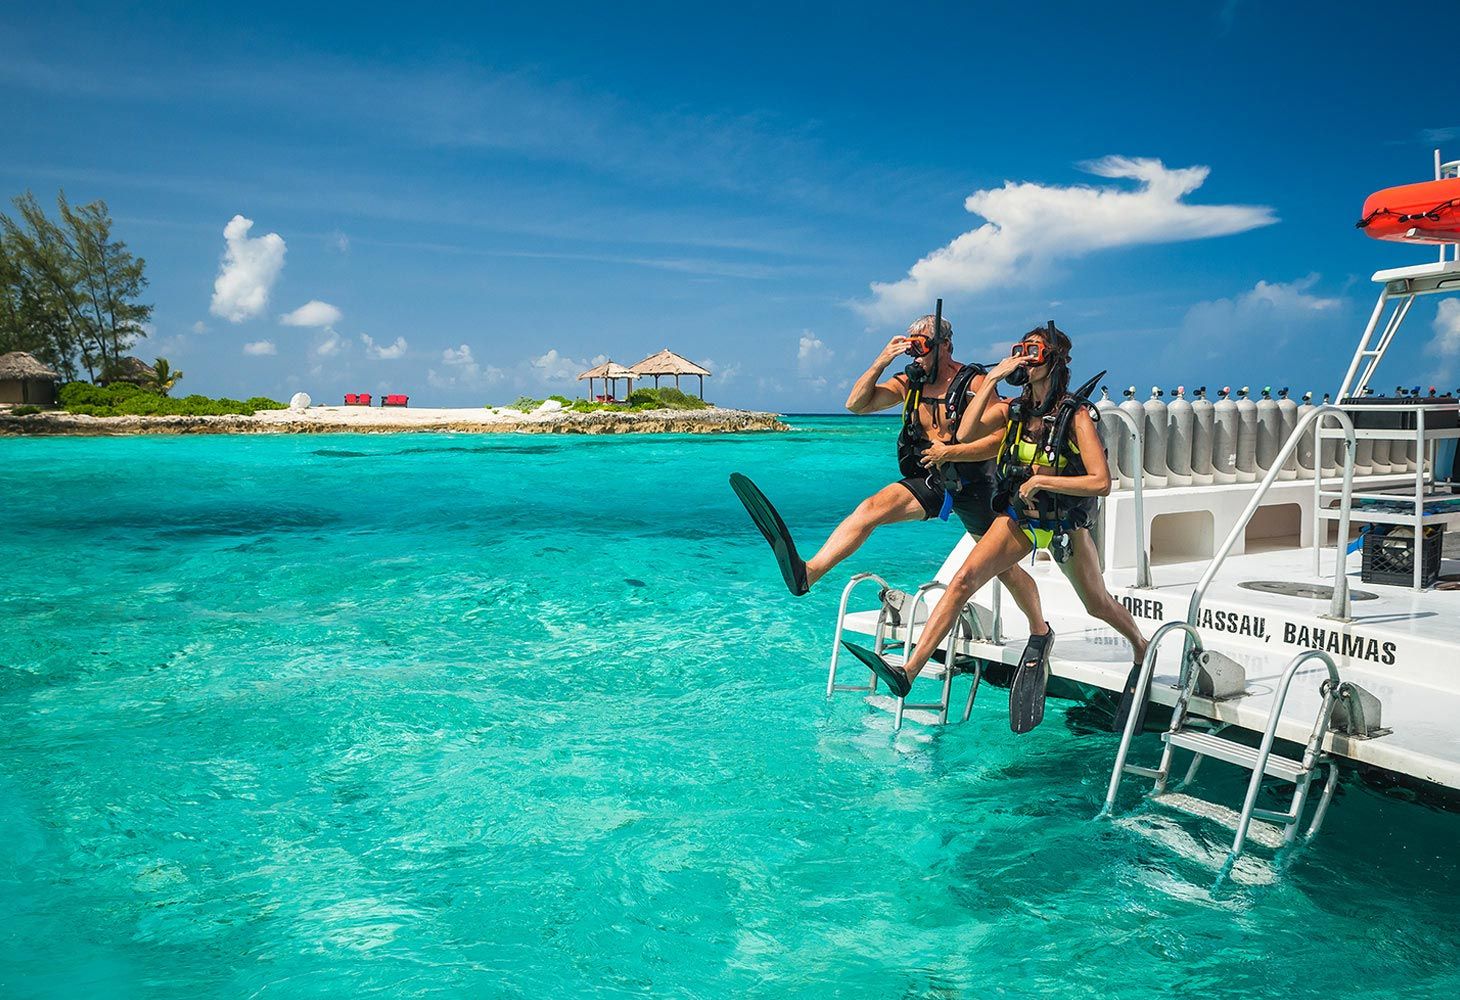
698, 374, 704, 399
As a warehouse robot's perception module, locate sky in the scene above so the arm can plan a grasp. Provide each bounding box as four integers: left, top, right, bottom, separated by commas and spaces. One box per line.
4, 1, 1460, 410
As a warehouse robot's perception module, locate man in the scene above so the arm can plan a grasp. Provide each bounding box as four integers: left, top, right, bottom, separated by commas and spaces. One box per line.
730, 311, 1051, 651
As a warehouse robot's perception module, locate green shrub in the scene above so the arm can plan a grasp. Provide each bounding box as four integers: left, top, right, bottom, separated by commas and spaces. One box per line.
57, 381, 284, 417
512, 396, 543, 411
548, 394, 572, 405
654, 386, 709, 410
10, 405, 42, 416
626, 388, 658, 406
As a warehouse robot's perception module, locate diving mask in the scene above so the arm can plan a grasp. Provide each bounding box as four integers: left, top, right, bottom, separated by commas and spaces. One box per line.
1005, 339, 1048, 386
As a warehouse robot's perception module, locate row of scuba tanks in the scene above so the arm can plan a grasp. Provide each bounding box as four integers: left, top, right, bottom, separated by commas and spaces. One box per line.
1093, 385, 1423, 489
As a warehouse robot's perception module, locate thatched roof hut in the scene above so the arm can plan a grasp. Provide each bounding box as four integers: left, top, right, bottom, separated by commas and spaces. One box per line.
577, 360, 637, 401
629, 349, 711, 397
100, 356, 158, 386
0, 351, 61, 405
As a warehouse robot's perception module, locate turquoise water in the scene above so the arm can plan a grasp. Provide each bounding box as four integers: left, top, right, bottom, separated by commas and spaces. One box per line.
3, 417, 1459, 998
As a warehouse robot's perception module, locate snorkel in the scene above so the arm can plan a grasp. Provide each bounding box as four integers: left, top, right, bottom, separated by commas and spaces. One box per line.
903, 298, 946, 387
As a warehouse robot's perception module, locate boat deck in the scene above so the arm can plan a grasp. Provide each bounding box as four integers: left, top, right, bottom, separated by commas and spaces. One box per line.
838, 540, 1460, 789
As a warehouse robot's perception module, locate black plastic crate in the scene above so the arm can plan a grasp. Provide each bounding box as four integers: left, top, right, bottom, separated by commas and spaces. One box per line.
1360, 524, 1445, 587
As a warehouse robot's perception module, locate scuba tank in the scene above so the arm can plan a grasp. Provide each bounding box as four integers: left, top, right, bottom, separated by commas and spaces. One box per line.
1190, 386, 1215, 485
1234, 386, 1259, 483
1276, 387, 1299, 480
1165, 385, 1194, 487
1367, 387, 1393, 474
1400, 385, 1420, 473
1295, 391, 1316, 476
1318, 392, 1341, 477
1211, 386, 1238, 484
1119, 386, 1145, 488
1096, 386, 1131, 489
1142, 386, 1169, 488
1255, 385, 1283, 476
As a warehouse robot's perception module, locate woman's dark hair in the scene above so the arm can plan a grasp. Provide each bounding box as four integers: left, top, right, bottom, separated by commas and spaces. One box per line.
1021, 321, 1071, 413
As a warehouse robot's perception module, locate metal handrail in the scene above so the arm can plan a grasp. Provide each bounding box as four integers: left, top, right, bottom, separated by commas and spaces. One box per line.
1225, 649, 1341, 871
1186, 406, 1358, 632
1100, 405, 1152, 589
1100, 620, 1205, 816
826, 573, 891, 697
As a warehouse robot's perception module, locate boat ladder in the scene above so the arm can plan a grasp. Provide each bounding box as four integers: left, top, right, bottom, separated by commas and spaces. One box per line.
1100, 620, 1389, 880
825, 573, 996, 729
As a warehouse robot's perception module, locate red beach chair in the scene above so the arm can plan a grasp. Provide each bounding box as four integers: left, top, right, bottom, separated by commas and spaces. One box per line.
383, 394, 409, 407
344, 393, 358, 405
358, 393, 372, 406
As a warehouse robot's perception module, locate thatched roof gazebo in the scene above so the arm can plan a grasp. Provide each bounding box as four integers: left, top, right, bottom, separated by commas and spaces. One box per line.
630, 349, 711, 398
100, 356, 158, 387
577, 361, 637, 402
0, 351, 61, 406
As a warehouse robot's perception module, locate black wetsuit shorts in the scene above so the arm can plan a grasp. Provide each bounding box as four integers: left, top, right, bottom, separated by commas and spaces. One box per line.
896, 462, 998, 535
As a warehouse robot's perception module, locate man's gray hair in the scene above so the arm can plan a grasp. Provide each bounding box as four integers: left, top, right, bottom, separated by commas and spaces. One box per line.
907, 313, 953, 340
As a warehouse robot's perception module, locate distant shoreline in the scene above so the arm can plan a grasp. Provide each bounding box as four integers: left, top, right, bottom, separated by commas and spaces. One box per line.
0, 405, 788, 437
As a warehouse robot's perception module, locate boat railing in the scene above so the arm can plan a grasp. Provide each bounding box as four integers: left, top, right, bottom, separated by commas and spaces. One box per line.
1100, 404, 1152, 588
1186, 406, 1358, 632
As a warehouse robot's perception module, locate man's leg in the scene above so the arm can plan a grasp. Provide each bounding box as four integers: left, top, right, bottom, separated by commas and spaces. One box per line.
803, 482, 928, 588
993, 563, 1048, 638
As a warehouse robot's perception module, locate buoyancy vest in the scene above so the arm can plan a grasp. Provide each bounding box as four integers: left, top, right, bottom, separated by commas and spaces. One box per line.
995, 389, 1098, 528
896, 363, 986, 483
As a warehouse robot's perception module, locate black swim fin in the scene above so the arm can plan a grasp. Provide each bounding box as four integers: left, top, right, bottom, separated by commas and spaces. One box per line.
1009, 625, 1055, 734
1112, 661, 1150, 734
729, 473, 809, 596
840, 641, 912, 699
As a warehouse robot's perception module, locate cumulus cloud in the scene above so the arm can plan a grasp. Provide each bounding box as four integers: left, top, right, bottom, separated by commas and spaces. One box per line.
861, 157, 1277, 322
531, 348, 604, 382
314, 331, 344, 357
1429, 299, 1460, 381
191, 320, 209, 334
361, 334, 408, 360
797, 331, 833, 374
1165, 275, 1342, 370
280, 300, 343, 327
210, 215, 286, 322
426, 343, 507, 389
243, 340, 277, 356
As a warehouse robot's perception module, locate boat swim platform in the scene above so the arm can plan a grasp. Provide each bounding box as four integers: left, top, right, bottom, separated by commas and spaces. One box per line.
837, 540, 1460, 790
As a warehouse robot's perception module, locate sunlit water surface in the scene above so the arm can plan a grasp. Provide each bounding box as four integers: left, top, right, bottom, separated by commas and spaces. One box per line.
2, 418, 1458, 998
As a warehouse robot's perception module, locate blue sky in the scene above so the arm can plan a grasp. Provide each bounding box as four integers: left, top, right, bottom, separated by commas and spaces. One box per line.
4, 1, 1459, 408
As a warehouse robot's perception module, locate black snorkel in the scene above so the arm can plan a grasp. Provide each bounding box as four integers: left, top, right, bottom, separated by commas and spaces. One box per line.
904, 298, 944, 387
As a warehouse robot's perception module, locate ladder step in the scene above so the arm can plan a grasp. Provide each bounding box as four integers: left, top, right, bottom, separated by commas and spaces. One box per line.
1150, 792, 1289, 850
1163, 730, 1309, 782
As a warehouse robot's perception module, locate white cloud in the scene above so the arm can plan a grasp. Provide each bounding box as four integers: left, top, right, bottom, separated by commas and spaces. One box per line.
280, 300, 343, 327
243, 339, 277, 356
314, 331, 344, 357
425, 343, 507, 389
210, 215, 286, 322
330, 231, 350, 253
1429, 299, 1460, 381
191, 320, 209, 334
861, 157, 1277, 322
1167, 275, 1342, 365
443, 344, 476, 369
797, 331, 833, 374
361, 333, 408, 360
531, 348, 599, 382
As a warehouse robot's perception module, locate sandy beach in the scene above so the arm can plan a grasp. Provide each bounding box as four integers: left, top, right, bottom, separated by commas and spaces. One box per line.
0, 404, 788, 436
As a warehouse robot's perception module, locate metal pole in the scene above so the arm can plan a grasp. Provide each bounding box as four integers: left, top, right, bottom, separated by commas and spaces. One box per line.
1336, 292, 1389, 401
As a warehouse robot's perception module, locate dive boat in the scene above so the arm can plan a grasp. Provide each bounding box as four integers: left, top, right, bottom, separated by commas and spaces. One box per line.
828, 155, 1460, 882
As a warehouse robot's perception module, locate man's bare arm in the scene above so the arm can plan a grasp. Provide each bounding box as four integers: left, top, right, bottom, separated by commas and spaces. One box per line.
846, 336, 914, 413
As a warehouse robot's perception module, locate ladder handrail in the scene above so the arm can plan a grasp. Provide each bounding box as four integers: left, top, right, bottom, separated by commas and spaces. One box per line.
1100, 404, 1152, 589
1185, 406, 1358, 631
1226, 649, 1342, 869
1101, 620, 1205, 816
826, 573, 891, 697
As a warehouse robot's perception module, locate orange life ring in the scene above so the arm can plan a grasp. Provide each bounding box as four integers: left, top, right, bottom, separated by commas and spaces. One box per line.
1356, 178, 1460, 243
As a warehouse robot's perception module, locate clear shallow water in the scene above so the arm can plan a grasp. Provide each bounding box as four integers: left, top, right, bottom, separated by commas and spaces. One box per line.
2, 417, 1458, 999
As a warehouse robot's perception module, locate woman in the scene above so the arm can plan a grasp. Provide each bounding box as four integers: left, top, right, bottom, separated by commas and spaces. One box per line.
842, 322, 1149, 734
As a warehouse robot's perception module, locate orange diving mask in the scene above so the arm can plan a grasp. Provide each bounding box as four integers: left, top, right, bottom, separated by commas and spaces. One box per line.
1011, 339, 1049, 365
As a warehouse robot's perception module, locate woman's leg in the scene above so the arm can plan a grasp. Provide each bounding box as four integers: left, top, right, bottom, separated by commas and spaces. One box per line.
994, 563, 1047, 637
805, 483, 927, 587
902, 518, 1033, 681
1057, 529, 1148, 660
